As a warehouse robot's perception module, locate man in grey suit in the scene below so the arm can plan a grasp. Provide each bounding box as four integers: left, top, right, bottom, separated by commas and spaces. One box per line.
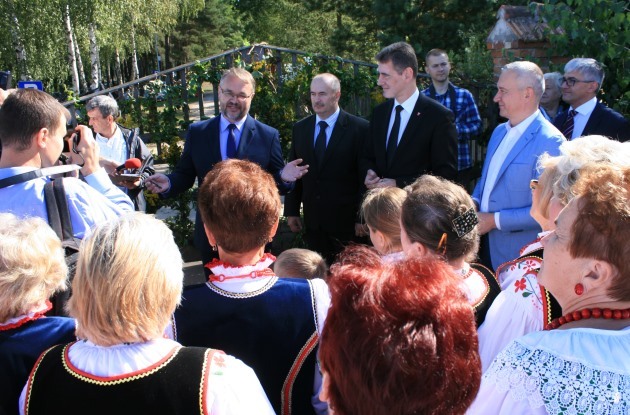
284, 73, 369, 264
472, 61, 565, 270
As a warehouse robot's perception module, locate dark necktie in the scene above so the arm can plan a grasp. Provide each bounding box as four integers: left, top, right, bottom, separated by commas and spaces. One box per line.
387, 105, 403, 168
561, 109, 577, 140
315, 120, 328, 165
226, 123, 237, 158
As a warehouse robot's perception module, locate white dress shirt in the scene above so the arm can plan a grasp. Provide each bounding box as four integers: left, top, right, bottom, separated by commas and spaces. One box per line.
567, 97, 597, 139
481, 110, 540, 229
387, 88, 420, 145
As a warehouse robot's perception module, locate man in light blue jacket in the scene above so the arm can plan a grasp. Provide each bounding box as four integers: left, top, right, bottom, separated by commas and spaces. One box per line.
472, 61, 565, 270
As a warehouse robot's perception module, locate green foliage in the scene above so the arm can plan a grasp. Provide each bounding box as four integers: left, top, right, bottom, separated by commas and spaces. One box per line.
168, 0, 245, 66
538, 0, 630, 114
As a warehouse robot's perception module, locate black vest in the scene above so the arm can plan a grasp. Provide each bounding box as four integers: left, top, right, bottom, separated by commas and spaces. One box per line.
24, 343, 213, 415
175, 277, 319, 415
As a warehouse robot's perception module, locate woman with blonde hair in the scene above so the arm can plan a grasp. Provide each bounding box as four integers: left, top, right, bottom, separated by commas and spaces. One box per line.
0, 213, 75, 415
19, 213, 273, 415
361, 187, 406, 261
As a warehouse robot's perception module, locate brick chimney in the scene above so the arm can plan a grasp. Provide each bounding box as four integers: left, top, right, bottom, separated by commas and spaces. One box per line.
487, 3, 567, 77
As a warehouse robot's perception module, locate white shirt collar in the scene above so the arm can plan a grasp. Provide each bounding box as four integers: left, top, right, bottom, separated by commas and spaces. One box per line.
506, 109, 540, 135
571, 96, 597, 116
395, 88, 420, 114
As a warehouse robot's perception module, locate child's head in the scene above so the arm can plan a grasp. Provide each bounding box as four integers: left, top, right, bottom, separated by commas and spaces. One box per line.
361, 187, 407, 255
401, 175, 479, 262
274, 248, 328, 280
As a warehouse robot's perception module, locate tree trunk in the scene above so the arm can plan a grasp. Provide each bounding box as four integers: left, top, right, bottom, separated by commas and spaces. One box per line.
88, 23, 99, 91
72, 26, 88, 93
114, 48, 124, 97
130, 25, 140, 81
6, 0, 28, 79
63, 4, 80, 94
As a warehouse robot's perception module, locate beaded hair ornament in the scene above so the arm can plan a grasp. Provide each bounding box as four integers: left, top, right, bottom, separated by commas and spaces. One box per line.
452, 207, 479, 238
436, 207, 479, 254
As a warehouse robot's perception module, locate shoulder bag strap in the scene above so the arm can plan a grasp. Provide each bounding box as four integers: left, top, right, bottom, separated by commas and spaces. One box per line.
44, 181, 63, 240
51, 178, 74, 240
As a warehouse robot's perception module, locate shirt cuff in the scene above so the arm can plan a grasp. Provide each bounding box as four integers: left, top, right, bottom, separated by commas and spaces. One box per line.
83, 167, 115, 193
494, 212, 502, 231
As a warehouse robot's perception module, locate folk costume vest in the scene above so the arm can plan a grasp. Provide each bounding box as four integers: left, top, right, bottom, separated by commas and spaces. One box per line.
174, 257, 319, 415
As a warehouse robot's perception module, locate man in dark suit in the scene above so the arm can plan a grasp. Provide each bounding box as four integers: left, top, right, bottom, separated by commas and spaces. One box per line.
284, 73, 369, 264
361, 41, 458, 191
554, 58, 629, 142
146, 68, 306, 264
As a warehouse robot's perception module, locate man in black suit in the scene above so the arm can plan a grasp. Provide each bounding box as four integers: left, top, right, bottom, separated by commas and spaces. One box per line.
362, 41, 458, 191
284, 73, 369, 264
146, 68, 306, 264
554, 58, 629, 142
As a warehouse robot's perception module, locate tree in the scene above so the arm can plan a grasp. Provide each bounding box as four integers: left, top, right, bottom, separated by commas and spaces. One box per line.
168, 0, 245, 66
538, 0, 629, 114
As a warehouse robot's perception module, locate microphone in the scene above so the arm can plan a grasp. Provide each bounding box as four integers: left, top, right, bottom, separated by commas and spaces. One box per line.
115, 158, 142, 172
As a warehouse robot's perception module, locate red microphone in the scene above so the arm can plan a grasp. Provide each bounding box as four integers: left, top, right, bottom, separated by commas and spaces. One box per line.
115, 158, 142, 172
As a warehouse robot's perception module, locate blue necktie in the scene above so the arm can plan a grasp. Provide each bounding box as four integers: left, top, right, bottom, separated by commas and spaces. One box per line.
226, 124, 237, 158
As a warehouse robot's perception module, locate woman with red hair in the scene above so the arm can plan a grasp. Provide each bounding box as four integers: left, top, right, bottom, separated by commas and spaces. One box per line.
319, 246, 481, 415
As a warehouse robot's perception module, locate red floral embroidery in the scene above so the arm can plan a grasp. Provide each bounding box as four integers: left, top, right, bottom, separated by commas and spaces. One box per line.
213, 353, 227, 368
521, 259, 539, 271
514, 278, 527, 292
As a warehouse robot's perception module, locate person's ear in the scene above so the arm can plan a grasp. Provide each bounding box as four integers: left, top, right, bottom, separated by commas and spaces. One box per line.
35, 127, 49, 149
403, 67, 414, 81
407, 241, 430, 259
583, 259, 616, 291
204, 224, 217, 247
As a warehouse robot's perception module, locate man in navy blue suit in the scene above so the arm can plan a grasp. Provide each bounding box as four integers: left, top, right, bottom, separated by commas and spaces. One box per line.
553, 58, 629, 142
472, 61, 565, 270
147, 68, 306, 265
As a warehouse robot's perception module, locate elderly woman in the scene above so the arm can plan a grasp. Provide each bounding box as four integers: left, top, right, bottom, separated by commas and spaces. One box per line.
0, 213, 75, 415
401, 174, 500, 326
19, 213, 273, 415
478, 135, 630, 371
319, 245, 481, 415
539, 72, 566, 121
173, 159, 330, 415
470, 163, 630, 414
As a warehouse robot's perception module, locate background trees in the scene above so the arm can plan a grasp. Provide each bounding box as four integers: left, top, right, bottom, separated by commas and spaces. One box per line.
0, 0, 626, 113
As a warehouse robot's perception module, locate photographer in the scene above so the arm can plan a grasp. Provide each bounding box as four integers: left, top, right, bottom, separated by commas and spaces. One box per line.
0, 89, 133, 239
85, 95, 154, 212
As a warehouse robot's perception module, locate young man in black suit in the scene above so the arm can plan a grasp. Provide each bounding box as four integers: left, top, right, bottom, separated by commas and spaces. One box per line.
284, 73, 369, 264
361, 41, 458, 191
554, 58, 629, 142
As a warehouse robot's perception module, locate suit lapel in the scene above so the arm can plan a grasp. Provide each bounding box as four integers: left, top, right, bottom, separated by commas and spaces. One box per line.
582, 102, 602, 135
303, 116, 317, 165
496, 115, 542, 182
208, 117, 222, 162
237, 116, 256, 156
320, 111, 347, 169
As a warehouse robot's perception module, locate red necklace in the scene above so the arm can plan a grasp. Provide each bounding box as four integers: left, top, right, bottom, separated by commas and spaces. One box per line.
544, 307, 630, 330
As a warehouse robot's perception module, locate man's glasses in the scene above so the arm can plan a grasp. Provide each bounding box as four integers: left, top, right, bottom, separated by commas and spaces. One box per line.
220, 87, 253, 102
530, 179, 539, 190
559, 77, 596, 87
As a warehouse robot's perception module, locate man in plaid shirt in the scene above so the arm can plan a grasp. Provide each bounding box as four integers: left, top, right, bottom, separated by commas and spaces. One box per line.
422, 49, 482, 189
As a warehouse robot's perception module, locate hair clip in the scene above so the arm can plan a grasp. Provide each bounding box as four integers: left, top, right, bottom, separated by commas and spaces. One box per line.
452, 207, 479, 238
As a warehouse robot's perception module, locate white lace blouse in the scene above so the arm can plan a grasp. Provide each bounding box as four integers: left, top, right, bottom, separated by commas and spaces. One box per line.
468, 326, 630, 414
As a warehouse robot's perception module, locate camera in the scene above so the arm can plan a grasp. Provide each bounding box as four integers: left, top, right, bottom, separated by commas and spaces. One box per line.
62, 128, 81, 153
